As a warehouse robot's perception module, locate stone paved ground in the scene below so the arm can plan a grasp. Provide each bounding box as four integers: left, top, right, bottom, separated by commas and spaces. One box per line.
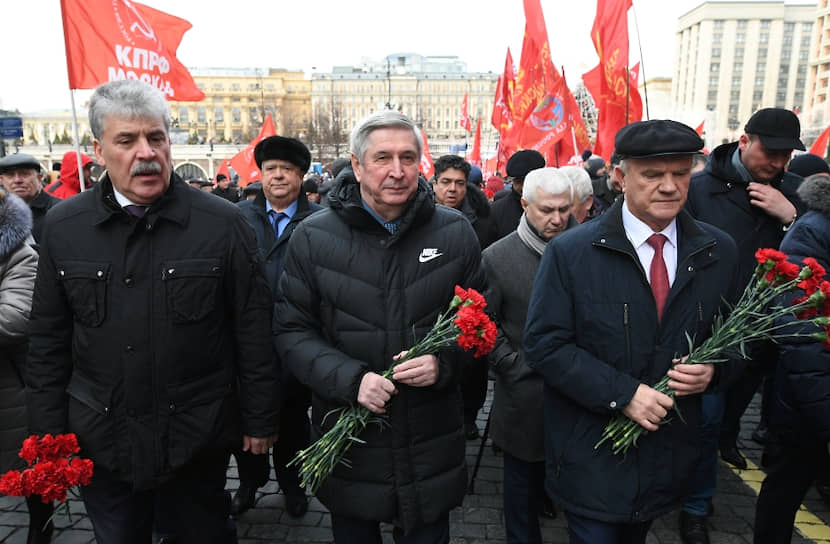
1, 386, 828, 543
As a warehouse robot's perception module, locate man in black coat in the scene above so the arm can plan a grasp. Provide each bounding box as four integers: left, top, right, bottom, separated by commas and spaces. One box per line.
0, 153, 61, 244
489, 149, 545, 242
274, 111, 485, 543
212, 173, 240, 203
25, 80, 279, 544
524, 120, 738, 544
233, 135, 321, 518
682, 108, 805, 544
431, 154, 493, 439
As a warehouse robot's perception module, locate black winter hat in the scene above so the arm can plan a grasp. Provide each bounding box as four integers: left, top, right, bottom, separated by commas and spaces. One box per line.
506, 149, 545, 180
788, 153, 830, 178
0, 153, 41, 174
615, 120, 703, 159
254, 136, 312, 172
745, 108, 805, 151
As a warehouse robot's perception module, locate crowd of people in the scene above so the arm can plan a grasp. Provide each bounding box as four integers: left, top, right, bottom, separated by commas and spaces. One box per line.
0, 78, 829, 544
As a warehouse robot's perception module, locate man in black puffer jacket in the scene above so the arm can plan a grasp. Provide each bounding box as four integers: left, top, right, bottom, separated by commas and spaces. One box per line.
275, 111, 485, 543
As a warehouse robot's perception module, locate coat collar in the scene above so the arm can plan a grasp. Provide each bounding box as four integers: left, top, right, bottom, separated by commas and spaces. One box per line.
91, 173, 191, 227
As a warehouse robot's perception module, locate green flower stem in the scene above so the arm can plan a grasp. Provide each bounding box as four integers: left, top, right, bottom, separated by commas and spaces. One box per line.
595, 268, 825, 456
289, 300, 468, 494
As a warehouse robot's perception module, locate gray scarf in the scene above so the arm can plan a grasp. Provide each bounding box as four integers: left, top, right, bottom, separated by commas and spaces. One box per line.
516, 213, 548, 256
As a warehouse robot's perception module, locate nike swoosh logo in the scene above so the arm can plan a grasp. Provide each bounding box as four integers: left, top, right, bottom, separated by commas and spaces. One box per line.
419, 253, 443, 263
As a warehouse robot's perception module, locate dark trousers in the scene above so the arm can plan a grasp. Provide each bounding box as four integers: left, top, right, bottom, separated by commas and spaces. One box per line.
720, 348, 775, 447
503, 451, 544, 544
234, 386, 310, 495
331, 512, 450, 544
461, 357, 488, 424
565, 511, 652, 544
82, 451, 235, 544
754, 439, 830, 543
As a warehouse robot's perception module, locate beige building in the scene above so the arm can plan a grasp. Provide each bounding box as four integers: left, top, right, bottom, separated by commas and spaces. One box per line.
807, 0, 830, 136
167, 67, 311, 144
311, 54, 498, 161
19, 109, 93, 147
673, 2, 815, 145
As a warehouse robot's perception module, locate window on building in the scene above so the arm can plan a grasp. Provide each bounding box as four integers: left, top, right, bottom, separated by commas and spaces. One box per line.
736, 33, 746, 43
231, 83, 240, 90
730, 90, 740, 100
735, 47, 744, 58
800, 50, 809, 60
760, 20, 771, 30
776, 92, 786, 105
802, 36, 812, 47
713, 33, 722, 43
753, 90, 763, 101
783, 35, 794, 46
729, 103, 738, 114
785, 22, 795, 33
709, 76, 720, 86
214, 107, 224, 122
197, 107, 206, 123
266, 84, 275, 90
794, 91, 804, 105
212, 83, 222, 90
755, 76, 765, 86
178, 107, 188, 124
757, 62, 766, 72
249, 107, 258, 121
758, 48, 768, 58
708, 90, 718, 101
737, 20, 747, 30
714, 19, 724, 29
710, 63, 720, 72
734, 62, 743, 72
728, 118, 740, 130
732, 76, 742, 86
712, 48, 721, 57
232, 107, 241, 123
759, 33, 769, 44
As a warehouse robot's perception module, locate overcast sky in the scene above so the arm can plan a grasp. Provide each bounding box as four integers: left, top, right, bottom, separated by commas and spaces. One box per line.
0, 0, 794, 112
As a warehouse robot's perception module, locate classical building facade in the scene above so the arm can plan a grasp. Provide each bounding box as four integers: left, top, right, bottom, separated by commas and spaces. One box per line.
311, 53, 499, 161
167, 67, 311, 144
673, 2, 815, 144
807, 0, 830, 135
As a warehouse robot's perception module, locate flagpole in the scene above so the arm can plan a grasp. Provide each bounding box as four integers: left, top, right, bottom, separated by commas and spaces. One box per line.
69, 89, 86, 192
631, 1, 650, 120
625, 65, 630, 124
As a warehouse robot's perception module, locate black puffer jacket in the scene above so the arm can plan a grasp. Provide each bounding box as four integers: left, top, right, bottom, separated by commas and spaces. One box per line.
27, 175, 278, 490
274, 173, 485, 532
0, 192, 37, 473
772, 175, 830, 443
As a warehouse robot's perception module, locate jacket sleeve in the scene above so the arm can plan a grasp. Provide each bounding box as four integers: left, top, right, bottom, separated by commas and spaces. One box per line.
482, 250, 518, 374
228, 214, 280, 438
523, 241, 641, 414
273, 223, 370, 404
778, 319, 830, 441
26, 222, 74, 436
0, 244, 38, 342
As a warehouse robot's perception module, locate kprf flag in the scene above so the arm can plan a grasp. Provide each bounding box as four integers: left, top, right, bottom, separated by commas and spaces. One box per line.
60, 0, 204, 101
468, 119, 482, 167
491, 49, 515, 135
695, 121, 705, 136
460, 94, 472, 133
420, 129, 435, 180
230, 114, 276, 186
583, 0, 634, 160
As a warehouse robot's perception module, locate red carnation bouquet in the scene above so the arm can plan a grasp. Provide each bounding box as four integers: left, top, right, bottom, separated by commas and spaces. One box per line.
596, 248, 830, 455
0, 434, 94, 506
290, 285, 497, 494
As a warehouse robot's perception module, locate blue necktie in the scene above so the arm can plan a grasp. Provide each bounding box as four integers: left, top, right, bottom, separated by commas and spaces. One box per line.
270, 211, 286, 238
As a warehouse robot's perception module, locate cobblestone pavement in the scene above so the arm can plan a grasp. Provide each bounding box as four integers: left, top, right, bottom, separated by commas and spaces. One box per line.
2, 387, 828, 543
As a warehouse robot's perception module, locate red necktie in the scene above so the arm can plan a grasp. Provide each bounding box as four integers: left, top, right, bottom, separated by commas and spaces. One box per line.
647, 234, 669, 322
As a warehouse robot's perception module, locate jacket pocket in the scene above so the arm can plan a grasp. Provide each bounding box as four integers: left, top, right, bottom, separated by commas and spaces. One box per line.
161, 258, 222, 323
57, 261, 110, 327
167, 370, 237, 469
66, 372, 116, 468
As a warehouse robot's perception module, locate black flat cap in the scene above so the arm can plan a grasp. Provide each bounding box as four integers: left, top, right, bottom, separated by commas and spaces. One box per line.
254, 136, 311, 172
0, 153, 41, 174
745, 108, 805, 151
615, 120, 703, 159
506, 149, 546, 179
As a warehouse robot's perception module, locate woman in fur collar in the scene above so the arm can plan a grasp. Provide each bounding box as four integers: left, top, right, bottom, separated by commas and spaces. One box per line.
0, 187, 52, 543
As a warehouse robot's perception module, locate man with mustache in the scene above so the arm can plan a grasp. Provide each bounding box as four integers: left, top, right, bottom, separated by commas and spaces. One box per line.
681, 108, 805, 544
25, 80, 279, 544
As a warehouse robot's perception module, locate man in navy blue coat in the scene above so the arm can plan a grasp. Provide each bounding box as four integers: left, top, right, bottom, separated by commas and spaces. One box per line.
524, 120, 738, 544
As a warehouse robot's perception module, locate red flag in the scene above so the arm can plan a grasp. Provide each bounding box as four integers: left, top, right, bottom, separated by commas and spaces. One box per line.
809, 124, 830, 157
469, 119, 482, 167
230, 114, 276, 187
695, 121, 705, 136
584, 0, 633, 160
419, 129, 434, 180
216, 159, 231, 185
492, 49, 515, 134
460, 94, 472, 133
60, 0, 204, 101
508, 0, 589, 162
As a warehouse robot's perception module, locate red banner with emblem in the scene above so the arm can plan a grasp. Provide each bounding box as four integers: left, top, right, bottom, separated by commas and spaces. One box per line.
420, 129, 435, 180
230, 114, 276, 187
